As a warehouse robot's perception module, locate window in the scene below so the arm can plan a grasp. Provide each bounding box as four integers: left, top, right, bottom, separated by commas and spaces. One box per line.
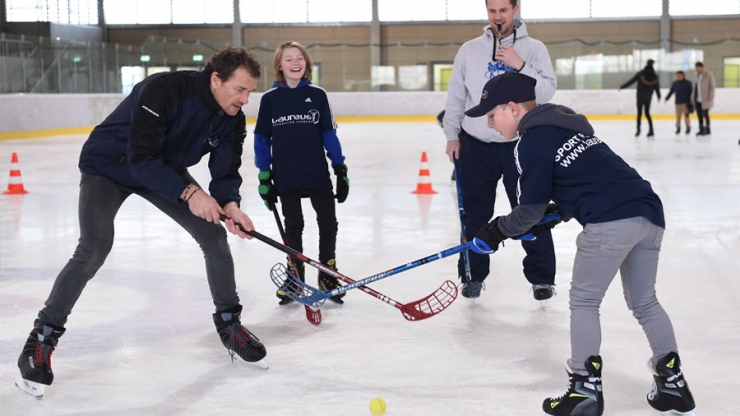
521, 0, 590, 19
591, 0, 661, 17
105, 0, 233, 24
522, 0, 662, 19
378, 0, 485, 21
172, 0, 233, 24
379, 0, 446, 22
6, 0, 98, 24
447, 0, 487, 21
670, 0, 740, 16
240, 0, 370, 23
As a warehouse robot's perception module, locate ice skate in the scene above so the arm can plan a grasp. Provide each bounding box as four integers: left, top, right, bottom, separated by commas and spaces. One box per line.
213, 305, 268, 370
276, 261, 305, 305
543, 355, 604, 416
461, 280, 483, 307
16, 324, 66, 398
647, 352, 695, 415
533, 284, 556, 308
318, 259, 344, 304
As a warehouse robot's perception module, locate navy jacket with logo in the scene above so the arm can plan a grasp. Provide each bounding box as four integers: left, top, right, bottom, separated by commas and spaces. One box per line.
79, 70, 246, 206
253, 79, 344, 193
497, 104, 664, 236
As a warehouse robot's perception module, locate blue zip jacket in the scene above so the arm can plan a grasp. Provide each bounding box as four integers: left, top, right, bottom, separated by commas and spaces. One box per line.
79, 70, 246, 206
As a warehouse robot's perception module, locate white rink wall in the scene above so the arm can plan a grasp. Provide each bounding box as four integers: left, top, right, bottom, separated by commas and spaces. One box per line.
1, 89, 739, 133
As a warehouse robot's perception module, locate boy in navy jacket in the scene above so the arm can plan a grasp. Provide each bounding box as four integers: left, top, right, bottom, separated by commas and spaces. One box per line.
467, 73, 695, 416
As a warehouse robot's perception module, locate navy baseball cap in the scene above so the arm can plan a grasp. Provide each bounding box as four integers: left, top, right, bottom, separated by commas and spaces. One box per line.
465, 72, 537, 118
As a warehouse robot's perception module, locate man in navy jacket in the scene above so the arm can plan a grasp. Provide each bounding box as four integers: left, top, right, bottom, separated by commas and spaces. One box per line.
16, 46, 269, 399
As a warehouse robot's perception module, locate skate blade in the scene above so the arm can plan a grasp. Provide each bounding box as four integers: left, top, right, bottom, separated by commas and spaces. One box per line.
15, 376, 45, 398
233, 355, 269, 370
244, 358, 269, 370
661, 411, 696, 416
467, 297, 477, 308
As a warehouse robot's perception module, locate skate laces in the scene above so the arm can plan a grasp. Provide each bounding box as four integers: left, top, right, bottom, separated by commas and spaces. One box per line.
34, 342, 55, 367
226, 322, 259, 363
460, 281, 484, 295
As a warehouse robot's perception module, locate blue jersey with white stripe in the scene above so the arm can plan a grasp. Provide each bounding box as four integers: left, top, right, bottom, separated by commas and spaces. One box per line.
253, 79, 344, 193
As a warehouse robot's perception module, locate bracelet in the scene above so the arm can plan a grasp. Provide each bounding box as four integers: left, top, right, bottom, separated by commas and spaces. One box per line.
180, 183, 195, 201
516, 61, 525, 73
185, 188, 202, 202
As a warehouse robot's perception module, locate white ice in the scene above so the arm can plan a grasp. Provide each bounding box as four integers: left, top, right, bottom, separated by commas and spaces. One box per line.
1, 119, 739, 415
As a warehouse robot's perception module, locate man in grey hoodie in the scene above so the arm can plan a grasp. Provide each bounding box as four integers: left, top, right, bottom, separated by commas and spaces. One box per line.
467, 72, 695, 416
442, 0, 557, 302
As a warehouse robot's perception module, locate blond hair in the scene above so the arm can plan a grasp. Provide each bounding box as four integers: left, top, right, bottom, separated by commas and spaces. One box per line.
273, 41, 313, 85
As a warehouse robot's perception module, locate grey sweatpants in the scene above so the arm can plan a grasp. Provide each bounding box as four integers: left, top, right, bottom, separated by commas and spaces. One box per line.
569, 217, 678, 373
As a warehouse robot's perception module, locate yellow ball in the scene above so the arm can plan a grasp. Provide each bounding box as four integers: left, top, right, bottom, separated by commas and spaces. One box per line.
369, 397, 387, 415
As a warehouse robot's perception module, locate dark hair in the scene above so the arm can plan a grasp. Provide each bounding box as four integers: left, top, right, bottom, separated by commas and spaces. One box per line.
642, 63, 657, 81
676, 70, 685, 76
646, 59, 655, 66
205, 45, 261, 81
486, 0, 518, 6
695, 61, 704, 68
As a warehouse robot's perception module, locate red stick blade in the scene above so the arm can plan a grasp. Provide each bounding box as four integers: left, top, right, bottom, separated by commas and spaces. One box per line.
305, 305, 322, 326
401, 280, 458, 321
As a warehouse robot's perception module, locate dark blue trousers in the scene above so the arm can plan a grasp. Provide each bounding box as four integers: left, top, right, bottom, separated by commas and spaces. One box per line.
458, 133, 556, 285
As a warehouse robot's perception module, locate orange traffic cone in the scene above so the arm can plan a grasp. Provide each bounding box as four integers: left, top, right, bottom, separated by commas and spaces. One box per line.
4, 152, 29, 194
411, 151, 438, 194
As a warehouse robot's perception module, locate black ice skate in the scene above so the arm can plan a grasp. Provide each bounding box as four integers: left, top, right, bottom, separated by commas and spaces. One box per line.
16, 323, 66, 398
543, 355, 604, 416
318, 258, 344, 304
461, 280, 483, 298
213, 305, 268, 370
647, 352, 696, 415
276, 260, 305, 305
533, 284, 557, 307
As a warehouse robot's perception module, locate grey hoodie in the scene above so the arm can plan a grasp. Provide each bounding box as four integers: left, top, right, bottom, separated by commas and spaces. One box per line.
443, 19, 557, 144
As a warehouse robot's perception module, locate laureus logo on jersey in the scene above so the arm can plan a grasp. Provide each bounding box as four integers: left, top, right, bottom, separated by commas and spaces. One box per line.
272, 110, 321, 126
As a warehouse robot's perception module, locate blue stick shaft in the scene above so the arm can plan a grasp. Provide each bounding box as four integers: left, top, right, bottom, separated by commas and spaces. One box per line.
453, 158, 471, 284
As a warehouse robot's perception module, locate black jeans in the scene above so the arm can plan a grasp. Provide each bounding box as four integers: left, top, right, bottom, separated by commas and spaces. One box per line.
695, 102, 710, 131
37, 172, 239, 328
457, 133, 556, 285
637, 100, 653, 131
278, 188, 337, 266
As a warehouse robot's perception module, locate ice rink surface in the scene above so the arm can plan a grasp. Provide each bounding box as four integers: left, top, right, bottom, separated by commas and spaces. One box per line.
1, 119, 739, 415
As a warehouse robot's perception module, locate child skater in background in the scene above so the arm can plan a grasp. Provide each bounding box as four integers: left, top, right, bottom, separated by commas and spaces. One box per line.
466, 73, 695, 416
253, 41, 349, 305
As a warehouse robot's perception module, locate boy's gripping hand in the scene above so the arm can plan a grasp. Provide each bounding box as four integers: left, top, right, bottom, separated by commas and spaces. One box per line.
257, 171, 278, 210
472, 217, 507, 254
333, 164, 349, 203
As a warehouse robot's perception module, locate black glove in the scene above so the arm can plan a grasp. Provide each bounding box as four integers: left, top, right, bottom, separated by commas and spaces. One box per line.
472, 217, 507, 254
333, 164, 349, 203
257, 171, 277, 210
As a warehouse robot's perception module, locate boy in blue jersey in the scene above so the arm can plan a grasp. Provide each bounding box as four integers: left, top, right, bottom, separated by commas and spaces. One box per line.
254, 41, 349, 305
466, 73, 695, 416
